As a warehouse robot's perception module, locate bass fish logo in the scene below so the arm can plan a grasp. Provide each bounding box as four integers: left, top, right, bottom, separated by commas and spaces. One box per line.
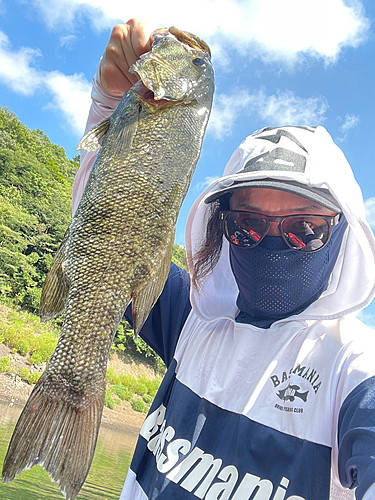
277, 384, 309, 403
270, 363, 321, 414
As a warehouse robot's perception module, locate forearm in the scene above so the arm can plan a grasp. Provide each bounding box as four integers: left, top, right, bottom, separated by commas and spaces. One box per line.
338, 376, 375, 499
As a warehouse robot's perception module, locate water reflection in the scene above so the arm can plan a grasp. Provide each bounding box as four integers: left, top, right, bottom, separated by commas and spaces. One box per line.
0, 401, 139, 500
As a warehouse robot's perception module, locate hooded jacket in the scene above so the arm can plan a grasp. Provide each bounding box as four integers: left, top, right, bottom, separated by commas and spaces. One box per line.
186, 125, 375, 323
75, 66, 375, 500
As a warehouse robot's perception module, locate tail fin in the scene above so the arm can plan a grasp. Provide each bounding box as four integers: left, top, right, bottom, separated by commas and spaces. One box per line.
2, 374, 105, 500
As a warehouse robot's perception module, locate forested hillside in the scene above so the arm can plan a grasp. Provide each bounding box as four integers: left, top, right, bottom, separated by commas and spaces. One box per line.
0, 106, 187, 316
0, 107, 78, 311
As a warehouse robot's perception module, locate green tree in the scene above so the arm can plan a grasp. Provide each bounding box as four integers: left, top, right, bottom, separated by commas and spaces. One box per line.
172, 243, 188, 270
0, 107, 78, 310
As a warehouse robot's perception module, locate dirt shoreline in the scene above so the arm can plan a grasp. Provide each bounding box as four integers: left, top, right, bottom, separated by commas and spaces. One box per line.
0, 343, 147, 434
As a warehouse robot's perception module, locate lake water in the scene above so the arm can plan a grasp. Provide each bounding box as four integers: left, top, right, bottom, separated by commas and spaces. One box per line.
0, 401, 139, 500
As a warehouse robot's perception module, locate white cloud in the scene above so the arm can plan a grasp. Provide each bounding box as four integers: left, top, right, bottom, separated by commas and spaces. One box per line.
337, 113, 360, 142
0, 31, 43, 94
196, 176, 220, 191
44, 71, 92, 136
209, 88, 328, 138
27, 0, 88, 30
0, 30, 91, 136
238, 0, 369, 64
364, 198, 375, 229
59, 34, 78, 49
259, 90, 329, 124
208, 89, 257, 138
27, 0, 370, 65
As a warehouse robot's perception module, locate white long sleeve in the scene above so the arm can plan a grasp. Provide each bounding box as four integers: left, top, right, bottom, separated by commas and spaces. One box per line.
71, 57, 122, 215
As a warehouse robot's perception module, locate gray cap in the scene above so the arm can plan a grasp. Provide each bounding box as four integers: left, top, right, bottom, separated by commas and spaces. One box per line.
205, 178, 341, 212
205, 130, 342, 212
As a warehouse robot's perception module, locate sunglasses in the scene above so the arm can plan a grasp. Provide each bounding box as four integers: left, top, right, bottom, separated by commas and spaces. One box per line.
221, 211, 341, 252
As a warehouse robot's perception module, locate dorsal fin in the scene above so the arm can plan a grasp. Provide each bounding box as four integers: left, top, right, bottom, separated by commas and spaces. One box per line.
76, 118, 110, 152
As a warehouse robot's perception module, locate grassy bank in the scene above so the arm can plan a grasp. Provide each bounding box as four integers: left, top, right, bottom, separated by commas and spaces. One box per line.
0, 303, 163, 413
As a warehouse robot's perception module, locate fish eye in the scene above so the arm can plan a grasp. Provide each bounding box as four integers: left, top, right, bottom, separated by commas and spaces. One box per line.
192, 58, 206, 67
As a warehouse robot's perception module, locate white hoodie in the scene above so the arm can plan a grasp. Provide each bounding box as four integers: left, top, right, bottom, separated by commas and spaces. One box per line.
186, 125, 375, 323
76, 66, 375, 500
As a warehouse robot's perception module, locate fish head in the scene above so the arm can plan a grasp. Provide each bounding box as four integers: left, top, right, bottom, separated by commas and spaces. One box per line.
130, 27, 214, 103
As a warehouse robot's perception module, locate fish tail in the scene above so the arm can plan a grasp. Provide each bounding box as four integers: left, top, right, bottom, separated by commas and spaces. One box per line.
2, 374, 104, 500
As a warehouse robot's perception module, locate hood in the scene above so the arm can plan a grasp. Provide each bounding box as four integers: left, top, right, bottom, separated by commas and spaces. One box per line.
185, 125, 375, 324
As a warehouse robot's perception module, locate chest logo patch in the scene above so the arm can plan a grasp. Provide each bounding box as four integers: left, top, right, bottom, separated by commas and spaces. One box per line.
270, 363, 321, 415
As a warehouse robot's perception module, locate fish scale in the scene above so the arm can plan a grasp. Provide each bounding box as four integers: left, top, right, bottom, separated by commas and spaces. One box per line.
2, 26, 214, 500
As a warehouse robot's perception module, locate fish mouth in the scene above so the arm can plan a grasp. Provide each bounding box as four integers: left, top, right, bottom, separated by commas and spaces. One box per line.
133, 81, 170, 105
130, 52, 178, 105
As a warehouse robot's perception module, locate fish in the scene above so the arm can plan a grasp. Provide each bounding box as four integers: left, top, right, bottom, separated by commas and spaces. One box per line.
2, 26, 214, 500
277, 384, 309, 403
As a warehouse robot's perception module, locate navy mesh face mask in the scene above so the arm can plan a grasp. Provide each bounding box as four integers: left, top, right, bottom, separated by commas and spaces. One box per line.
229, 217, 347, 328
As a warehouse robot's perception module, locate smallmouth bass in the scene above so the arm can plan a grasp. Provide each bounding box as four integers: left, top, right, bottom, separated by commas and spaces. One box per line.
2, 26, 214, 500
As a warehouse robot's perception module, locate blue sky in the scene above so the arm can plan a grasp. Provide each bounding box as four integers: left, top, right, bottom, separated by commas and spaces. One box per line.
1, 0, 375, 326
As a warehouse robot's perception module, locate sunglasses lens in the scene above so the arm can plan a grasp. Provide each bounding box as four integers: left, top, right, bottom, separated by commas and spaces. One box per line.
281, 217, 330, 251
224, 212, 268, 248
223, 212, 333, 252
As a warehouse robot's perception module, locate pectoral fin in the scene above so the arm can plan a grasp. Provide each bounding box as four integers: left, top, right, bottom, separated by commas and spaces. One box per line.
39, 232, 70, 323
112, 116, 138, 157
131, 234, 174, 337
76, 118, 110, 152
111, 100, 140, 157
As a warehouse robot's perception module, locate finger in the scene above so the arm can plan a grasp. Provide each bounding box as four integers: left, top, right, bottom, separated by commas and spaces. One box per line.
126, 18, 152, 58
101, 19, 152, 96
101, 24, 136, 95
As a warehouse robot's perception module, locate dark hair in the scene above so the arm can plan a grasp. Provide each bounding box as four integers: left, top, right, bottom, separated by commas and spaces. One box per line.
191, 195, 231, 289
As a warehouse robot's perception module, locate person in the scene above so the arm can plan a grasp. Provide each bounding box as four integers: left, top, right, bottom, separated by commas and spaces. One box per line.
73, 19, 375, 500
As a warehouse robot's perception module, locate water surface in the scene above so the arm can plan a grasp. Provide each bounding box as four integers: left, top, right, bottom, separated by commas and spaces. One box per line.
0, 401, 139, 500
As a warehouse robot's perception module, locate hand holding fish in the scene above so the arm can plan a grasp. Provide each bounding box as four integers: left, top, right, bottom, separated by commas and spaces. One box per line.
101, 18, 152, 97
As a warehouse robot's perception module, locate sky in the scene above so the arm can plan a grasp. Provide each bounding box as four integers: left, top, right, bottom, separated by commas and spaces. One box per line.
1, 0, 375, 326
